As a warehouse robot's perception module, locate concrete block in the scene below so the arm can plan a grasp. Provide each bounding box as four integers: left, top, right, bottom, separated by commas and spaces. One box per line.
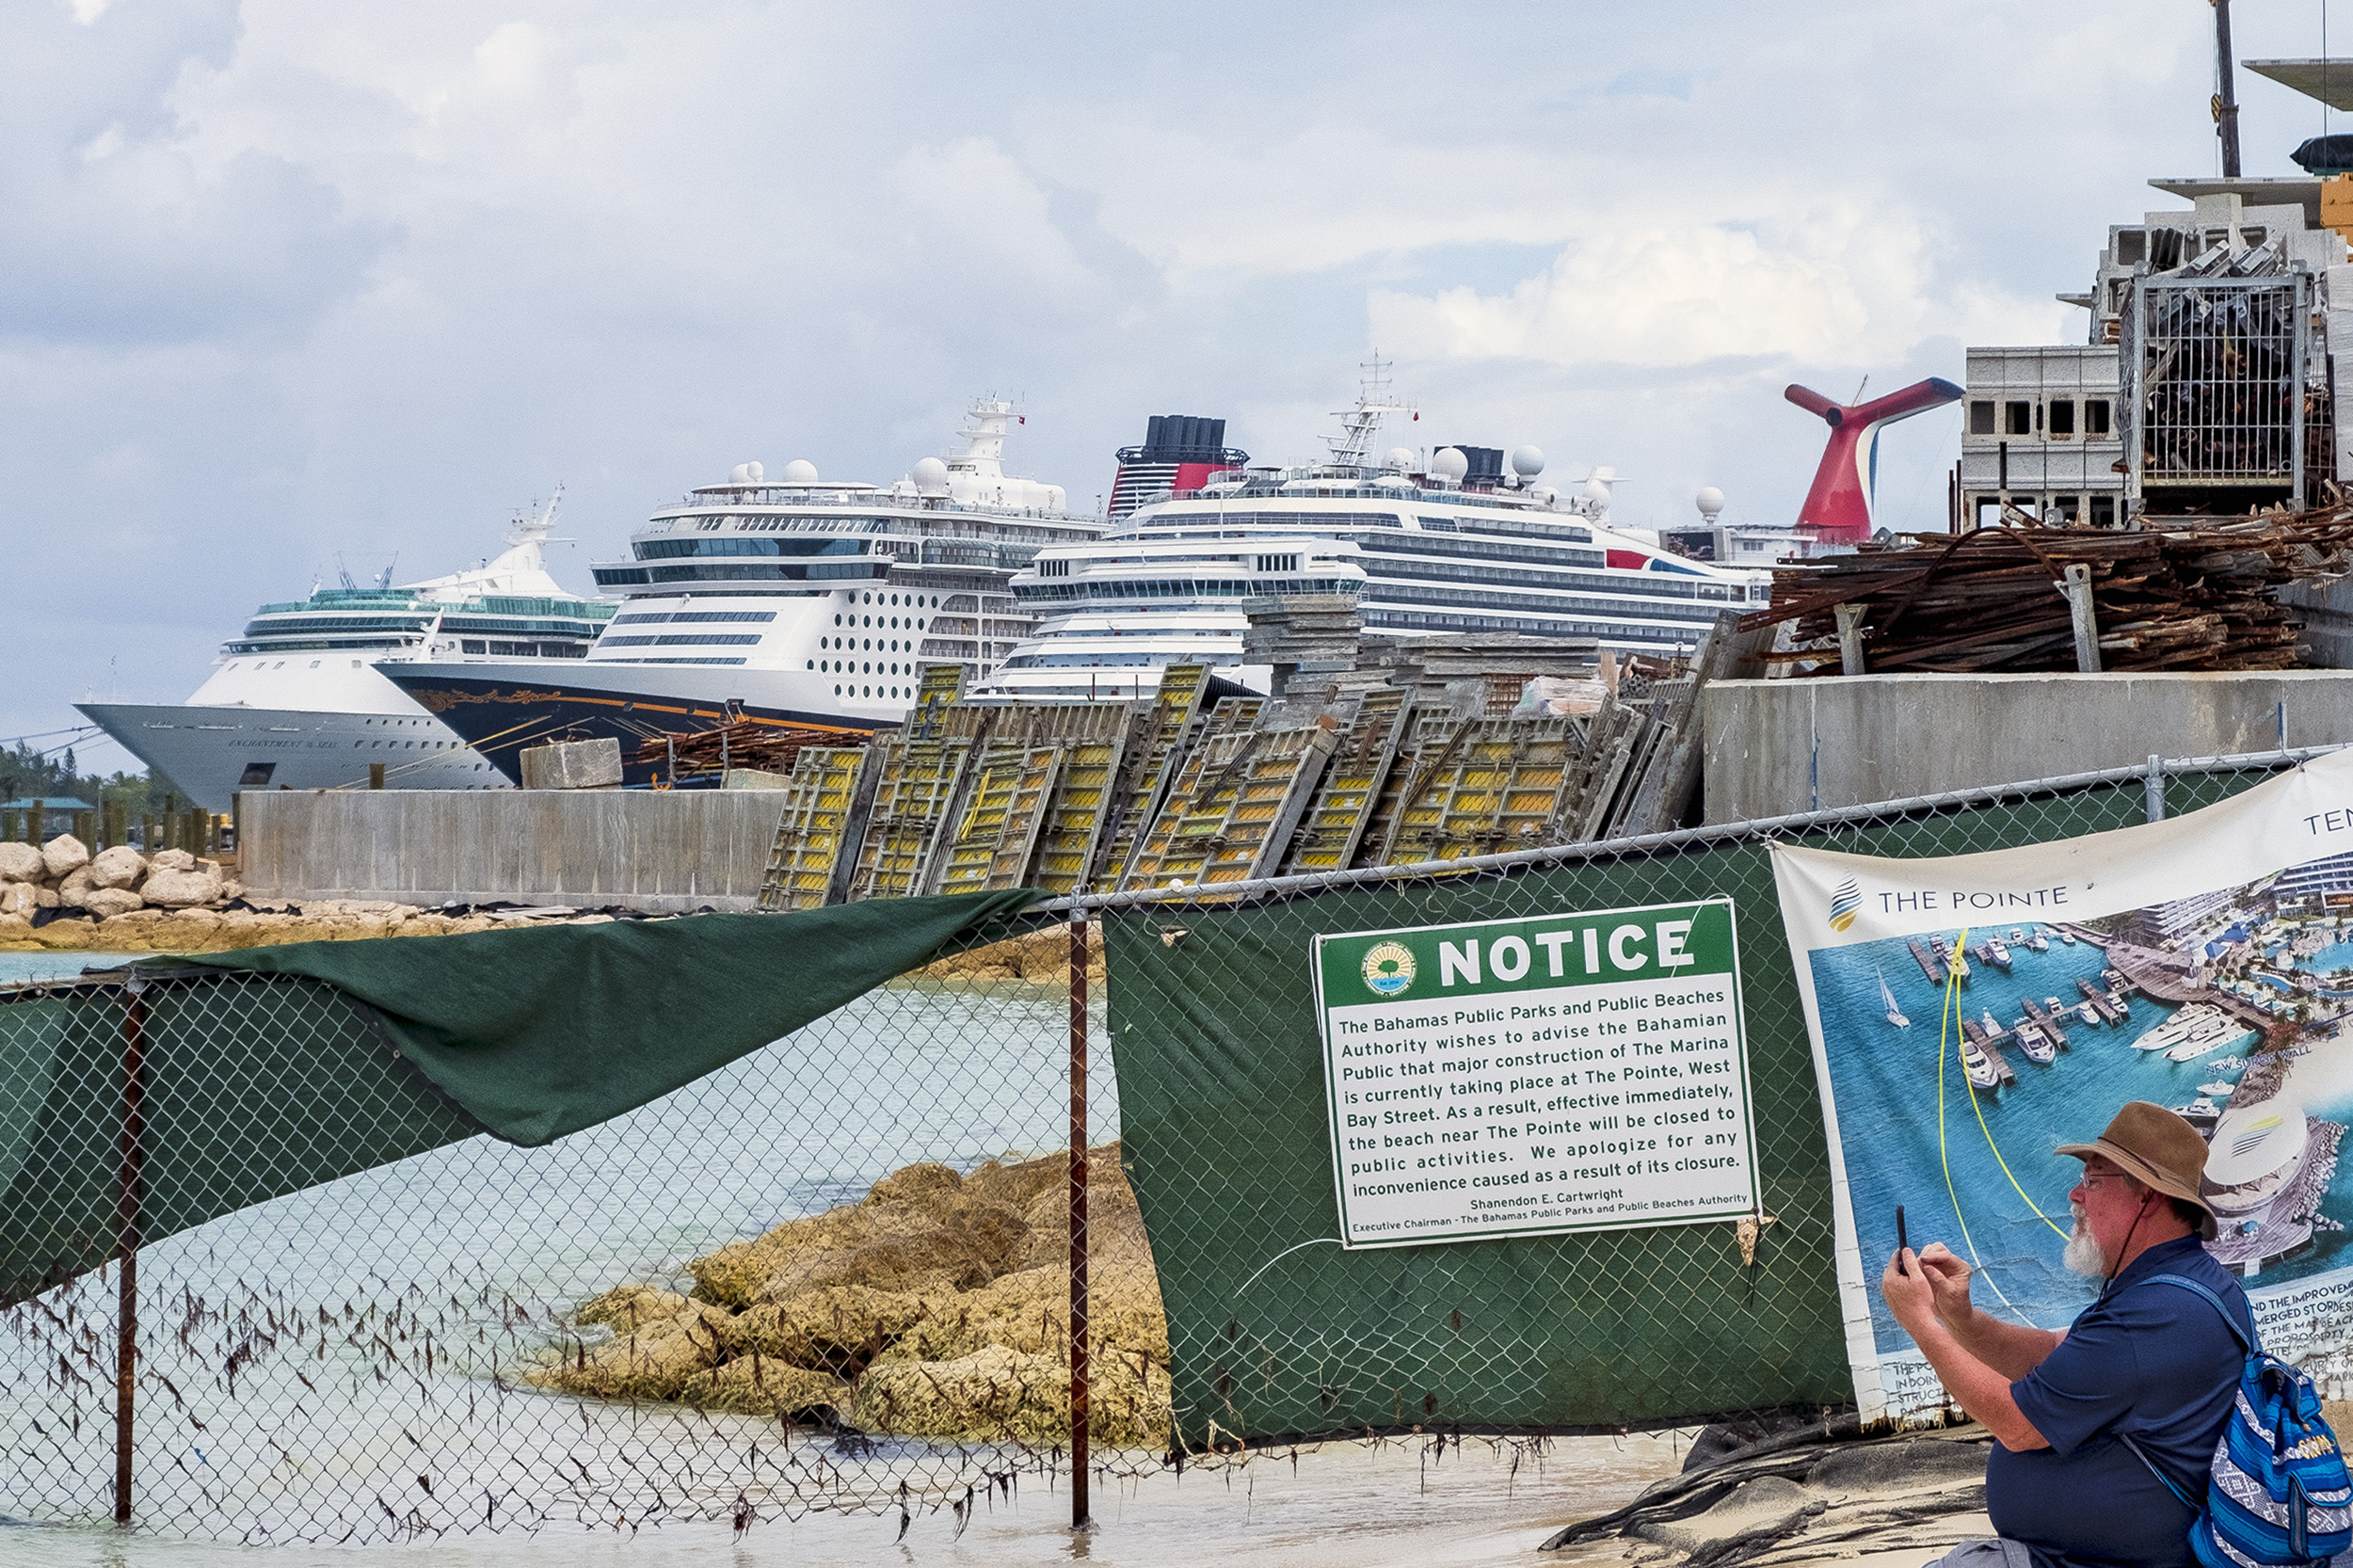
721, 768, 792, 791
1701, 671, 2353, 824
520, 738, 623, 791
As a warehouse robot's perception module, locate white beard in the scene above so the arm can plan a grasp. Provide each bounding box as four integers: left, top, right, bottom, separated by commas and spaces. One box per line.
2062, 1200, 2107, 1278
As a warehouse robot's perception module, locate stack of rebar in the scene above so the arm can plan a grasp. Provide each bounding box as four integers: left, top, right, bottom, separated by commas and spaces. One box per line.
629, 721, 869, 782
1741, 517, 2353, 675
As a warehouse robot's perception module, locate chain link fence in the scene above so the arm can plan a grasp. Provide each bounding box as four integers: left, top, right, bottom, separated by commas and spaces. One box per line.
0, 747, 2328, 1539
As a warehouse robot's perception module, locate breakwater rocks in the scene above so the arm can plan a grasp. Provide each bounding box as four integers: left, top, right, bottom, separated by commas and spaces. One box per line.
0, 840, 622, 955
530, 1148, 1170, 1447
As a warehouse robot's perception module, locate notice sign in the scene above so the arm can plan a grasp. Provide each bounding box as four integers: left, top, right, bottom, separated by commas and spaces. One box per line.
1312, 900, 1759, 1248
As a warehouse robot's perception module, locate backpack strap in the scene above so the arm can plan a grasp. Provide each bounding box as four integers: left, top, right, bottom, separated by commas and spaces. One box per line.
2118, 1431, 2201, 1512
2142, 1272, 2258, 1354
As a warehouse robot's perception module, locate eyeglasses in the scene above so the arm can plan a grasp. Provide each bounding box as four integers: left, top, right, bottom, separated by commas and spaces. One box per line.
2076, 1174, 2136, 1194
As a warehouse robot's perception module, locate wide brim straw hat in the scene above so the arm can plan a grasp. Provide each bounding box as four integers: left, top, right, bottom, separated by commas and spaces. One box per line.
2056, 1100, 2218, 1240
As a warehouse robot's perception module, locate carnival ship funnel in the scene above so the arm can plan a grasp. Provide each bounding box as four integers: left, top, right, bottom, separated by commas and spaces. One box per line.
1785, 376, 1963, 545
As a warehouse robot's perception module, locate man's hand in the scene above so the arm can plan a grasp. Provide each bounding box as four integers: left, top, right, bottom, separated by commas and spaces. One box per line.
1880, 1247, 1936, 1335
1914, 1242, 1975, 1326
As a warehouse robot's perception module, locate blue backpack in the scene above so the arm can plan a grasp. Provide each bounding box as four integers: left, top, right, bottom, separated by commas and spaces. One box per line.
2120, 1273, 2353, 1568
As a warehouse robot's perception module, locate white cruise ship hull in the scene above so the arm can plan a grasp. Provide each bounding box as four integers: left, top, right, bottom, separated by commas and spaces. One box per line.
78, 701, 511, 813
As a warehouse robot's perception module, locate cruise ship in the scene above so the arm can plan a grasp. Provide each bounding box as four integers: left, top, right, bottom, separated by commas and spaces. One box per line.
381, 398, 1102, 784
79, 501, 616, 812
975, 371, 1773, 701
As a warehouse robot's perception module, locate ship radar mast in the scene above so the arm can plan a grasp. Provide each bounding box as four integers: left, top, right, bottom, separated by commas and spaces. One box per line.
950, 394, 1017, 478
1321, 353, 1417, 465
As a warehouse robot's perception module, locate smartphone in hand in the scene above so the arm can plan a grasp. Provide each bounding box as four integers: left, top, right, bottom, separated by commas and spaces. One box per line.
1896, 1205, 1909, 1273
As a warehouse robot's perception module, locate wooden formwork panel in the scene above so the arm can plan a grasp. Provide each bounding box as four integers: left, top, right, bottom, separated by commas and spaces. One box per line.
936, 744, 1064, 896
755, 747, 871, 911
1282, 689, 1410, 875
1119, 726, 1336, 892
845, 737, 971, 901
1380, 718, 1579, 864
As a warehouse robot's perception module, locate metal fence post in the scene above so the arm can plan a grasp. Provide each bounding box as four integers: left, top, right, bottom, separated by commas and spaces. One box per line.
1067, 909, 1090, 1530
115, 977, 148, 1527
2145, 754, 2166, 824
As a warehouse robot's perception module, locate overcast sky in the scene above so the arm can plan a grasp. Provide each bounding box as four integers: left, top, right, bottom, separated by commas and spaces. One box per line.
8, 0, 2345, 762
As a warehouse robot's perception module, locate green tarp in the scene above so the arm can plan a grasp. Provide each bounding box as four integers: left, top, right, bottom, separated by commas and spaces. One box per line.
1103, 773, 2277, 1442
0, 893, 1035, 1304
173, 893, 1038, 1144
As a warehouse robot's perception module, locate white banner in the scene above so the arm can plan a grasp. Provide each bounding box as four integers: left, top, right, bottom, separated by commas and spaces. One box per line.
1773, 749, 2353, 1423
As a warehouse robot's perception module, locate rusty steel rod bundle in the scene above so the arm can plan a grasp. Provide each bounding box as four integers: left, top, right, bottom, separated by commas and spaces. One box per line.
1740, 515, 2353, 676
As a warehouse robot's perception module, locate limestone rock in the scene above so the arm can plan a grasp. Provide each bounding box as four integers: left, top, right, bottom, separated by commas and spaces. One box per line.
0, 843, 42, 884
142, 865, 224, 908
148, 849, 196, 872
28, 887, 57, 910
57, 866, 97, 905
724, 1285, 934, 1373
81, 888, 143, 919
849, 1346, 1069, 1444
40, 835, 88, 879
526, 1300, 731, 1401
88, 846, 147, 890
576, 1284, 697, 1331
675, 1358, 846, 1417
0, 912, 30, 941
218, 880, 243, 902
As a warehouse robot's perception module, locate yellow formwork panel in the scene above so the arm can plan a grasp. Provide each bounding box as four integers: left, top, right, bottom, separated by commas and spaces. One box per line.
1119, 726, 1335, 892
1032, 731, 1128, 896
936, 744, 1064, 896
1382, 719, 1579, 864
755, 746, 871, 911
1283, 689, 1409, 875
846, 736, 972, 901
1096, 664, 1210, 887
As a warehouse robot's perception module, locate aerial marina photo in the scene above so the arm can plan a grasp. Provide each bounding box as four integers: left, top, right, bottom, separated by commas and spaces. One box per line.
24, 3, 2353, 1565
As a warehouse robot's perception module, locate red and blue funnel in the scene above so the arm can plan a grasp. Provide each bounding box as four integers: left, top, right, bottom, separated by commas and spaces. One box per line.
1785, 377, 1962, 543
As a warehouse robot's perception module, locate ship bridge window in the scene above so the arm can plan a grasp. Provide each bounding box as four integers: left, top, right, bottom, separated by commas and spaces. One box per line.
637, 537, 866, 560
1037, 559, 1072, 577
1255, 553, 1301, 573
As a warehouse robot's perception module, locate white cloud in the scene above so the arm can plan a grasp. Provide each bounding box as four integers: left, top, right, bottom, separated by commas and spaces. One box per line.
1371, 201, 2064, 373
70, 0, 114, 25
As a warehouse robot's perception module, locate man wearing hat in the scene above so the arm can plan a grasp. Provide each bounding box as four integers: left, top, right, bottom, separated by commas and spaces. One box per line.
1880, 1101, 2251, 1568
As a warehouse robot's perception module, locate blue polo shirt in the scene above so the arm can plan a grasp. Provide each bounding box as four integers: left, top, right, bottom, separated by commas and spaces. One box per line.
1986, 1235, 2249, 1568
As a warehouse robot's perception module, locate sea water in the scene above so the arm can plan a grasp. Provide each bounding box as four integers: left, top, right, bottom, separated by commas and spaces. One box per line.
0, 956, 1117, 1541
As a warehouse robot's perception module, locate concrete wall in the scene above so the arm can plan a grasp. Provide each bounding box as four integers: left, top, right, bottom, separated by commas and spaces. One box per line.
1701, 671, 2353, 824
238, 790, 789, 911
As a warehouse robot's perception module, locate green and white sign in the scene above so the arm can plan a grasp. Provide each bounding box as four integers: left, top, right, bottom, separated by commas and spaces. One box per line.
1312, 899, 1759, 1249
